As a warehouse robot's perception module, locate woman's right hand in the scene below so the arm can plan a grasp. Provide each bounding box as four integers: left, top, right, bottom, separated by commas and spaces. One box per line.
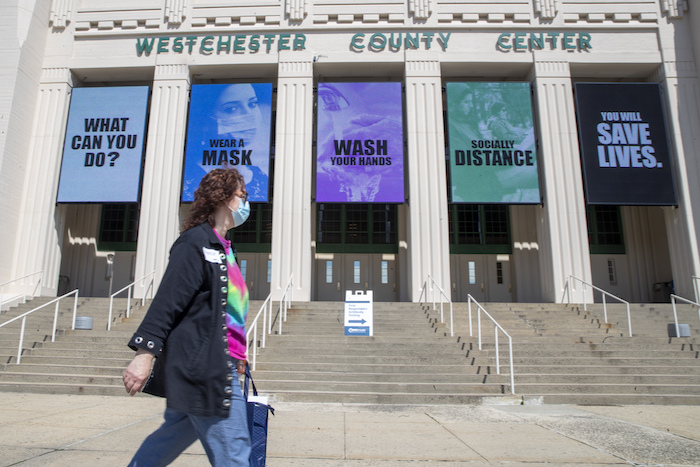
123, 349, 155, 396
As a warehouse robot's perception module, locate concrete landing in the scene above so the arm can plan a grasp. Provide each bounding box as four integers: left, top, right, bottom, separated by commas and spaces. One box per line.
1, 392, 699, 466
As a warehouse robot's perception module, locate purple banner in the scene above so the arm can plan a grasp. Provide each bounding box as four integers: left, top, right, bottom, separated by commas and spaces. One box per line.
316, 82, 404, 203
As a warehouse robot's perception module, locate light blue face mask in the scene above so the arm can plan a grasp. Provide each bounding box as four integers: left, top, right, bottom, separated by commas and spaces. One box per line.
231, 199, 251, 227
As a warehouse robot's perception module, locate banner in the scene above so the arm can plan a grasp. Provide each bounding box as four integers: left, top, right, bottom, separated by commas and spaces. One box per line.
56, 86, 149, 203
446, 82, 540, 204
575, 83, 676, 205
182, 83, 273, 202
316, 82, 404, 203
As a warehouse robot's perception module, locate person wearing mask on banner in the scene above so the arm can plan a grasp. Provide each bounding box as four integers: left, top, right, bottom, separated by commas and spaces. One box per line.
182, 83, 271, 202
211, 83, 269, 201
122, 167, 252, 466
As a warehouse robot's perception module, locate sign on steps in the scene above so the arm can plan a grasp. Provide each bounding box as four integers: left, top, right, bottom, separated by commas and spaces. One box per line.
344, 290, 373, 336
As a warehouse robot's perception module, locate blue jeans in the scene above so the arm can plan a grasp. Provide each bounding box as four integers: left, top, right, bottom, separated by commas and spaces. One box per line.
128, 375, 251, 466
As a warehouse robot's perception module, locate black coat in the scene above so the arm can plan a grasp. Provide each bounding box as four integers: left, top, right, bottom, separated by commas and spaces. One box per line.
128, 222, 241, 417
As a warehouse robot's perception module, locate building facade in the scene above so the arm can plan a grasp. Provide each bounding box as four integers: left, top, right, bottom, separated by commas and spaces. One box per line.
0, 0, 698, 304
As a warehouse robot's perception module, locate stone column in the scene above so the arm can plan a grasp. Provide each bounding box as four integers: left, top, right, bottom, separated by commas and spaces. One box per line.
269, 54, 314, 301
530, 60, 592, 303
12, 67, 73, 295
404, 52, 451, 301
133, 64, 191, 296
655, 59, 700, 298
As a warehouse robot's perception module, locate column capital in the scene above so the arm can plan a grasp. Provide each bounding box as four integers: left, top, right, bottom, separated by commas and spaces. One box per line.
529, 60, 571, 81
651, 60, 698, 81
153, 64, 190, 82
40, 67, 73, 86
278, 53, 314, 78
404, 51, 441, 78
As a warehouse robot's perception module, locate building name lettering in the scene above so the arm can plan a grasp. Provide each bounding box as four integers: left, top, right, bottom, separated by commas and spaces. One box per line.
350, 32, 451, 52
497, 32, 592, 51
135, 32, 594, 56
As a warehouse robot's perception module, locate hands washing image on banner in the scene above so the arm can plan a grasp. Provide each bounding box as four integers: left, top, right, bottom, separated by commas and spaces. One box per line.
182, 83, 273, 202
316, 82, 405, 203
446, 82, 540, 204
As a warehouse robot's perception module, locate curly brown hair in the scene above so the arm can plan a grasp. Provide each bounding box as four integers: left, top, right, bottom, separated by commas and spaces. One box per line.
182, 167, 246, 232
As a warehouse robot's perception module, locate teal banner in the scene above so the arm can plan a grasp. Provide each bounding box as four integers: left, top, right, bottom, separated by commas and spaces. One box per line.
446, 82, 540, 204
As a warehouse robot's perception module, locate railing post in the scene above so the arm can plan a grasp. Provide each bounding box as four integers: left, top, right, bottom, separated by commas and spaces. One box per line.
494, 326, 500, 374
477, 308, 482, 350
625, 302, 632, 337
17, 317, 26, 364
108, 296, 114, 331
52, 301, 60, 342
602, 294, 608, 324
449, 301, 454, 337
671, 296, 680, 338
468, 297, 473, 337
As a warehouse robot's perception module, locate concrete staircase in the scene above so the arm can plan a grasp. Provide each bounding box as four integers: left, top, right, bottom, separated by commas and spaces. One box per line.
464, 302, 700, 405
0, 297, 698, 405
249, 302, 512, 404
0, 297, 143, 395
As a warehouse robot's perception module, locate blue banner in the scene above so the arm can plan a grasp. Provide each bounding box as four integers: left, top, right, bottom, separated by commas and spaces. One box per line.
182, 83, 273, 202
57, 86, 149, 203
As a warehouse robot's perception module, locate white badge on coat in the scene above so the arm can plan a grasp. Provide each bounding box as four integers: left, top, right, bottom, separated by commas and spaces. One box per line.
202, 247, 222, 264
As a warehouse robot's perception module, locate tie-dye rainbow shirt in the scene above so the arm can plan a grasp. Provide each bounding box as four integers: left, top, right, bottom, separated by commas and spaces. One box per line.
213, 229, 249, 361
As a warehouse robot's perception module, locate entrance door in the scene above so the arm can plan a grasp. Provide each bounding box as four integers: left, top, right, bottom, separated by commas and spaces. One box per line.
316, 255, 344, 301
486, 255, 512, 302
237, 253, 271, 300
451, 255, 512, 302
372, 254, 397, 301
451, 255, 487, 302
345, 254, 370, 294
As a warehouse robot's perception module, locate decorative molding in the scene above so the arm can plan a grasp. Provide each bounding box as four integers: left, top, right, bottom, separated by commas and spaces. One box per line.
40, 67, 72, 85
534, 0, 559, 20
153, 64, 190, 82
279, 58, 313, 78
409, 0, 432, 20
652, 61, 698, 81
529, 61, 570, 80
50, 0, 73, 29
287, 0, 308, 22
165, 0, 187, 26
405, 54, 440, 77
661, 0, 688, 19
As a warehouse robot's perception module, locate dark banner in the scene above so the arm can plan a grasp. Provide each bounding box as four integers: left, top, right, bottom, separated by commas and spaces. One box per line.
575, 83, 676, 205
57, 86, 149, 203
182, 83, 273, 202
446, 82, 540, 204
316, 82, 405, 203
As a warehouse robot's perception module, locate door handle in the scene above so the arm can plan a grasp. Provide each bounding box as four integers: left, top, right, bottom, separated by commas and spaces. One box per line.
365, 282, 368, 290
393, 282, 396, 292
452, 282, 456, 291
337, 281, 340, 291
250, 281, 254, 290
509, 283, 511, 293
481, 282, 484, 292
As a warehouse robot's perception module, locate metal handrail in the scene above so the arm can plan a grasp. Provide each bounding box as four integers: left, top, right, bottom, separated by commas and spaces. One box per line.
0, 289, 79, 364
692, 276, 700, 304
467, 294, 515, 394
669, 294, 700, 337
0, 271, 43, 310
246, 294, 273, 371
278, 274, 294, 335
245, 273, 294, 370
566, 275, 632, 337
425, 274, 454, 337
107, 271, 156, 331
